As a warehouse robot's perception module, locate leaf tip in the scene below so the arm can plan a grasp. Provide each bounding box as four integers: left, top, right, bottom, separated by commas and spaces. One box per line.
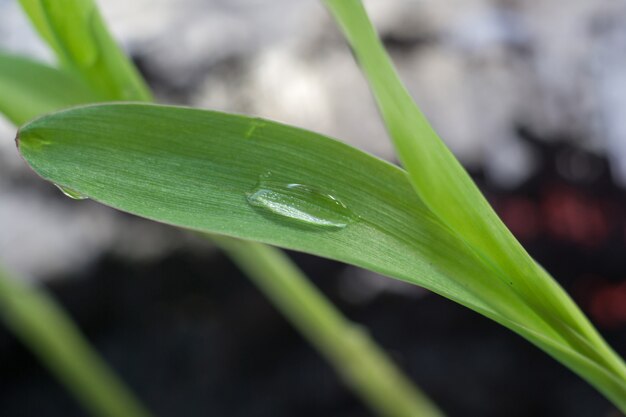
15, 123, 52, 153
14, 129, 20, 150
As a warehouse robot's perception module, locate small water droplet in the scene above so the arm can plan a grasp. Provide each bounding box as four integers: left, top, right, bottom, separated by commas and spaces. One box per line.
55, 184, 88, 200
247, 176, 357, 229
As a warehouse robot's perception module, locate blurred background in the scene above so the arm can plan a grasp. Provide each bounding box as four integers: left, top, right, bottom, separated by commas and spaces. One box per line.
1, 0, 626, 416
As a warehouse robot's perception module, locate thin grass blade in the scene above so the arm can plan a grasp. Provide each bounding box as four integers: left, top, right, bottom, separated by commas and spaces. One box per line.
17, 103, 624, 403
0, 266, 152, 417
0, 52, 101, 125
18, 0, 151, 101
322, 0, 626, 410
213, 235, 444, 417
10, 2, 446, 413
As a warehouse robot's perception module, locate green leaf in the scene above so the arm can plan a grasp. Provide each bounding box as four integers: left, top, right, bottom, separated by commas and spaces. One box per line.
213, 235, 444, 417
12, 1, 446, 413
18, 0, 152, 101
16, 103, 626, 410
0, 266, 151, 417
0, 52, 101, 125
323, 0, 626, 410
15, 104, 522, 318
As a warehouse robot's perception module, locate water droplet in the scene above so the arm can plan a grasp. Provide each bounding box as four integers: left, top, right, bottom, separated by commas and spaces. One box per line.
247, 176, 357, 229
55, 184, 88, 200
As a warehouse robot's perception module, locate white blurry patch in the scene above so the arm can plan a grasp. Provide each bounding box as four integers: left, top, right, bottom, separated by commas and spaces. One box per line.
0, 189, 116, 278
0, 0, 54, 62
97, 0, 323, 83
338, 266, 426, 305
590, 8, 626, 187
485, 137, 538, 188
249, 47, 333, 133
0, 116, 24, 177
0, 182, 204, 279
193, 41, 394, 160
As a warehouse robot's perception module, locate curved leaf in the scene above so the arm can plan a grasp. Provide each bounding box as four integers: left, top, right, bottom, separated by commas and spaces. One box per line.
0, 267, 152, 417
16, 102, 626, 410
324, 0, 626, 410
18, 0, 151, 101
12, 105, 579, 348
0, 52, 100, 125
14, 104, 526, 316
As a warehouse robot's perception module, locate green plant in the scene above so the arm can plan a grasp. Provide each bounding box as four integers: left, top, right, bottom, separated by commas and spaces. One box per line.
2, 0, 625, 415
1, 1, 441, 417
0, 266, 152, 417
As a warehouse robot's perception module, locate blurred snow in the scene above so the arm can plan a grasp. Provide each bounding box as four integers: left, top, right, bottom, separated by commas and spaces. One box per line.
1, 0, 626, 279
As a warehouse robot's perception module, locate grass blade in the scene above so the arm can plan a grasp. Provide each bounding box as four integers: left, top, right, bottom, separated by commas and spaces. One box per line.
0, 73, 445, 417
0, 266, 152, 417
17, 102, 626, 410
11, 103, 591, 378
213, 235, 444, 417
15, 104, 498, 315
0, 52, 101, 125
8, 3, 443, 412
17, 0, 151, 101
322, 0, 626, 410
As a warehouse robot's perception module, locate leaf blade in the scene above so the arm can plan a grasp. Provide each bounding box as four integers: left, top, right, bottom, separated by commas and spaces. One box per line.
0, 52, 101, 125
18, 0, 152, 101
15, 103, 519, 316
323, 0, 626, 409
0, 266, 152, 417
15, 103, 574, 340
17, 102, 626, 409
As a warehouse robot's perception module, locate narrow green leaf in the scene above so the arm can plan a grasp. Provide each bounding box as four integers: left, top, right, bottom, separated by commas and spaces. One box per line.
10, 1, 445, 412
0, 266, 152, 417
15, 104, 532, 321
18, 103, 626, 410
213, 235, 444, 417
323, 0, 626, 410
14, 103, 513, 317
18, 0, 152, 101
0, 52, 101, 125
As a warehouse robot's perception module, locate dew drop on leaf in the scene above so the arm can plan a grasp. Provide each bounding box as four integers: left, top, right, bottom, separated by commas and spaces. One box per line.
246, 175, 357, 229
55, 184, 88, 200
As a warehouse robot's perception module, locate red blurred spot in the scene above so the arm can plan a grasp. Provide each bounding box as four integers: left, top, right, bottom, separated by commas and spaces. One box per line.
589, 282, 626, 328
541, 186, 609, 246
497, 197, 540, 240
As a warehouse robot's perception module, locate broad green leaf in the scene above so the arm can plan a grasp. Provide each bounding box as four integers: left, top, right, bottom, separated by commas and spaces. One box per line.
16, 103, 626, 409
0, 266, 152, 417
13, 0, 626, 408
18, 0, 151, 102
323, 0, 626, 410
0, 52, 101, 125
16, 104, 535, 323
12, 1, 445, 413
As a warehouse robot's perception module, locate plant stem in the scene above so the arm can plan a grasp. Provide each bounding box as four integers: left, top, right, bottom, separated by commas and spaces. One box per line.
212, 235, 444, 417
0, 266, 152, 417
